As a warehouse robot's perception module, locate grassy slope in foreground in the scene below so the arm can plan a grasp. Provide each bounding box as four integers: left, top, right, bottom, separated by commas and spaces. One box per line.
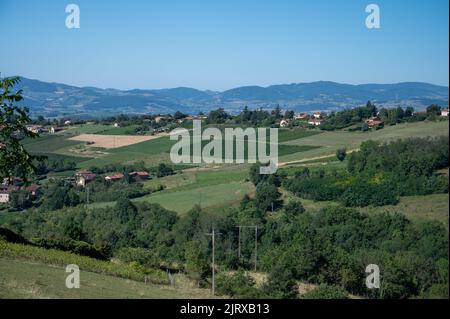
0, 258, 211, 299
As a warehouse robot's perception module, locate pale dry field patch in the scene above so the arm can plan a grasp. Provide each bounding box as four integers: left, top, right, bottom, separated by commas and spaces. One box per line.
68, 133, 165, 149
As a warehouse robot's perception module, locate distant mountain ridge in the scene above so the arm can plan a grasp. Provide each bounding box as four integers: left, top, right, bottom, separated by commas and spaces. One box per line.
15, 77, 449, 118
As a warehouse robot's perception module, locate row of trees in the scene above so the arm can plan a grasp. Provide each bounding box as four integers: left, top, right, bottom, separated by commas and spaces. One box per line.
206, 105, 293, 127
285, 136, 449, 207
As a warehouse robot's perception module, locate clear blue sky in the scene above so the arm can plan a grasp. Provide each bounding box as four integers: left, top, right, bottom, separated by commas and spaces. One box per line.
0, 0, 448, 90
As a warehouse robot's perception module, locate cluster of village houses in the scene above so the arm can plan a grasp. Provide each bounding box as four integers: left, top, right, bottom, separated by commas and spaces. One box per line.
75, 170, 149, 187
25, 120, 72, 134
0, 178, 41, 204
0, 170, 150, 204
280, 108, 449, 128
279, 111, 326, 127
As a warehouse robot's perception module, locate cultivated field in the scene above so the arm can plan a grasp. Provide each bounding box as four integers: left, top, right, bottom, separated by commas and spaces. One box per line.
25, 121, 448, 170
64, 124, 142, 135
281, 120, 450, 163
68, 134, 163, 149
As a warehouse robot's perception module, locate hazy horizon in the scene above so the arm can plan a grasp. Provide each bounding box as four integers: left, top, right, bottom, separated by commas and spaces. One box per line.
1, 0, 449, 90
12, 75, 450, 92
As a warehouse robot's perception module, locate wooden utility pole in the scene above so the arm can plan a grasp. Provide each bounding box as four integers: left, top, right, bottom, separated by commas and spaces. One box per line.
206, 229, 219, 296
237, 226, 241, 258
254, 226, 258, 271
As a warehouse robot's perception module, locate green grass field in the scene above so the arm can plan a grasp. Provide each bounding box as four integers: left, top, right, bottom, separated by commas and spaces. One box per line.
78, 136, 174, 168
89, 165, 254, 214
357, 193, 449, 228
280, 120, 449, 163
77, 130, 322, 168
23, 135, 82, 154
145, 165, 249, 190
90, 180, 254, 214
64, 124, 109, 135
24, 121, 448, 170
64, 124, 142, 135
135, 181, 254, 214
282, 189, 449, 228
277, 129, 322, 142
0, 258, 212, 299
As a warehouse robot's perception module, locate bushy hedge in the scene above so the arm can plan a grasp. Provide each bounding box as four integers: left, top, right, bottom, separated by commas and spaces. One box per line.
302, 284, 349, 299
340, 179, 398, 207
0, 240, 167, 284
0, 227, 31, 244
114, 247, 160, 268
216, 271, 262, 298
31, 237, 107, 260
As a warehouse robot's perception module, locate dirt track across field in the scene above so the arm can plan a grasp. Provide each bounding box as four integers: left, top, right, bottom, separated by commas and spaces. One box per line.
278, 148, 359, 167
68, 134, 164, 149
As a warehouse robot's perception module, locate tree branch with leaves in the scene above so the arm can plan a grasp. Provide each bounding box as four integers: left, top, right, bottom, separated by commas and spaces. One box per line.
0, 76, 42, 182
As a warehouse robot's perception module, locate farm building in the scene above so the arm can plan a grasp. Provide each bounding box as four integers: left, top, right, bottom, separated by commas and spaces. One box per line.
105, 173, 124, 182
0, 191, 10, 204
26, 125, 44, 134
441, 108, 449, 117
75, 170, 97, 187
50, 127, 64, 133
295, 113, 307, 120
0, 187, 10, 203
0, 185, 19, 204
365, 116, 384, 128
129, 171, 150, 182
279, 119, 290, 127
25, 185, 41, 198
308, 119, 323, 126
312, 112, 322, 119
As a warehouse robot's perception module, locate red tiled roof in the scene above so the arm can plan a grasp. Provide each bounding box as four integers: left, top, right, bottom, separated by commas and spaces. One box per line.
77, 171, 96, 180
26, 185, 41, 192
129, 171, 149, 176
367, 120, 384, 126
105, 173, 124, 180
0, 185, 19, 194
